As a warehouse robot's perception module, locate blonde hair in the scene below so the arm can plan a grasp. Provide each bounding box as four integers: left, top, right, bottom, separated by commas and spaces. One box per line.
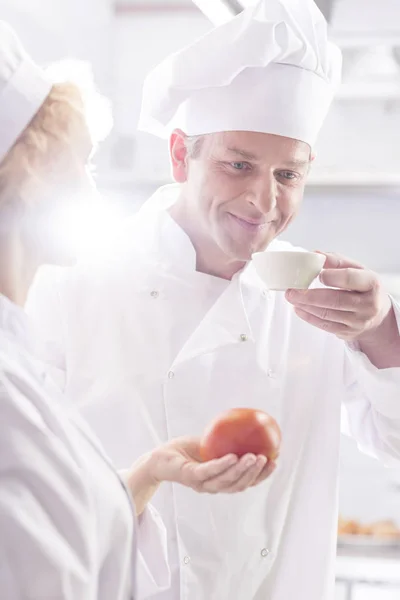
0, 59, 112, 216
0, 82, 91, 214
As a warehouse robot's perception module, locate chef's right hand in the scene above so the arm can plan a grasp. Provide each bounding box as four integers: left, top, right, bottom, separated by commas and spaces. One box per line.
150, 436, 276, 494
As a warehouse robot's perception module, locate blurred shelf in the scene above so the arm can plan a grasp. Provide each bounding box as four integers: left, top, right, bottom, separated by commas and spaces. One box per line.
336, 82, 400, 100
308, 173, 400, 186
98, 172, 400, 190
331, 33, 400, 48
336, 550, 400, 585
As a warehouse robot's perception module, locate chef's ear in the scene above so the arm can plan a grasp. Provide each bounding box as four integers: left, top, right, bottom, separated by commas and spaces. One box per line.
307, 152, 316, 174
170, 129, 189, 183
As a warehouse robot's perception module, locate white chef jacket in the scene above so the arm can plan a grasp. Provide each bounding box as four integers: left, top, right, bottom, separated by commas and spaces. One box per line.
0, 294, 170, 600
26, 184, 400, 600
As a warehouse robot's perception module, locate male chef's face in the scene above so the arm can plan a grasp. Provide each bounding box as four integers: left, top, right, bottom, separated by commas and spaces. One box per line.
170, 130, 311, 262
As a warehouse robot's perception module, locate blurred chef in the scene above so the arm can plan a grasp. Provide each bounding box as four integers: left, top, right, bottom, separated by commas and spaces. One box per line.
27, 0, 400, 599
0, 21, 271, 600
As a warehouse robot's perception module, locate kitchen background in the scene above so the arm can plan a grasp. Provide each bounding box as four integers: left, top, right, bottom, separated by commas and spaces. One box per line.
2, 0, 400, 597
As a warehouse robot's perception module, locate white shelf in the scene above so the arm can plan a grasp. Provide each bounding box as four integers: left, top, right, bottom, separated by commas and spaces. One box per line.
98, 171, 400, 190
331, 33, 400, 48
336, 82, 400, 100
336, 552, 400, 585
308, 172, 400, 186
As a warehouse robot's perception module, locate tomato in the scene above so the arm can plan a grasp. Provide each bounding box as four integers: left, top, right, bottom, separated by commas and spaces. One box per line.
200, 408, 281, 461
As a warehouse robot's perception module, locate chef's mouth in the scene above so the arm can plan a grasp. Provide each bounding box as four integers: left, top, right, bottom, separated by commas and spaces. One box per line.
228, 213, 270, 232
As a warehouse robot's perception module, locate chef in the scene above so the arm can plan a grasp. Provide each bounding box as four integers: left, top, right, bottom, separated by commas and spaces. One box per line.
27, 0, 400, 599
0, 21, 269, 600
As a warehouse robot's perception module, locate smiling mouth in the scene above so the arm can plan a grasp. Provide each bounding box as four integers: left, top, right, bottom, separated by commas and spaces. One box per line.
228, 213, 269, 232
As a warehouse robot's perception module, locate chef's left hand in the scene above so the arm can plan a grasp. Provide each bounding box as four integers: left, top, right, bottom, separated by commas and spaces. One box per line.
126, 436, 275, 515
150, 436, 275, 493
285, 252, 392, 342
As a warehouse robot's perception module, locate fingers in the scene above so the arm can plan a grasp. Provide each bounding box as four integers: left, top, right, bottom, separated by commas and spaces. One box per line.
287, 288, 354, 311
251, 459, 277, 486
320, 268, 377, 293
220, 455, 268, 493
286, 287, 375, 313
200, 454, 275, 494
293, 304, 361, 327
286, 275, 385, 340
187, 453, 238, 482
180, 452, 277, 494
199, 453, 258, 493
294, 307, 350, 338
316, 252, 364, 270
285, 252, 389, 342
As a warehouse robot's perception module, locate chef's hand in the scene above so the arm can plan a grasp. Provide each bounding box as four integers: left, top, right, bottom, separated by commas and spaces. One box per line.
285, 252, 392, 342
126, 437, 276, 515
151, 436, 276, 492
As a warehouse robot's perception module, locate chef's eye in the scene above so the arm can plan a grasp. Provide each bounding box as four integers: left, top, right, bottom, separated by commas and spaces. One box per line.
278, 170, 298, 180
230, 161, 250, 171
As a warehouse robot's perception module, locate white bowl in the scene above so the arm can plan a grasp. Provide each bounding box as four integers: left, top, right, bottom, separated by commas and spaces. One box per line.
252, 251, 326, 291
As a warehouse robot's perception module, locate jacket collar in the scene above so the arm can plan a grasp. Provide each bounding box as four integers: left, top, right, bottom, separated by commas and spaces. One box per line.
123, 184, 287, 363
172, 272, 254, 366
133, 186, 257, 361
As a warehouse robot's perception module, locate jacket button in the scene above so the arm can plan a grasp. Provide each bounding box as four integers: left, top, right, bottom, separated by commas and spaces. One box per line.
240, 333, 248, 342
261, 548, 270, 558
168, 371, 175, 379
150, 290, 159, 298
183, 556, 191, 565
267, 369, 276, 379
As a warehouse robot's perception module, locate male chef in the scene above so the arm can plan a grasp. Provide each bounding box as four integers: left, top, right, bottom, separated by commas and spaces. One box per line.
27, 0, 400, 598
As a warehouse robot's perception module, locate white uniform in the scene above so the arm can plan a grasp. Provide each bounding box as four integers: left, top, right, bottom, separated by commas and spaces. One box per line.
0, 294, 170, 600
27, 184, 400, 600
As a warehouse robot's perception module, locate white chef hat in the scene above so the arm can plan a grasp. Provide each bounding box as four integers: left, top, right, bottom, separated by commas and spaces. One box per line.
0, 21, 53, 164
138, 0, 342, 148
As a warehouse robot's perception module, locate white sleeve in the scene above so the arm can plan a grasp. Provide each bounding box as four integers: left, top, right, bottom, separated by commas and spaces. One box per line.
118, 468, 171, 597
134, 504, 171, 599
342, 297, 400, 466
0, 371, 98, 600
25, 265, 68, 392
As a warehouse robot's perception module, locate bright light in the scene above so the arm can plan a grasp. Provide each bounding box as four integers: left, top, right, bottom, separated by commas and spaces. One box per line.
192, 0, 237, 25
45, 60, 114, 144
50, 192, 125, 262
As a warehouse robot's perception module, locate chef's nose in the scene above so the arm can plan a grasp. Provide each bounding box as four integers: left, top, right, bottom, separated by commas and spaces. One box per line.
248, 176, 277, 215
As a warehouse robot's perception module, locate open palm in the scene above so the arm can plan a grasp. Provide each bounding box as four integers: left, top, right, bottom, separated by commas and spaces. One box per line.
151, 436, 276, 494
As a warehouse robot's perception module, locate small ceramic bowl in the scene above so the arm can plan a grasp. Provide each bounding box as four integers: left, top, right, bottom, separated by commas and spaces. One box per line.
252, 251, 326, 291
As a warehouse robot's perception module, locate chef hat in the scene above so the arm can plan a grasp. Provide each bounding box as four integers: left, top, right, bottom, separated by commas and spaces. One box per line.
0, 21, 52, 164
139, 0, 342, 147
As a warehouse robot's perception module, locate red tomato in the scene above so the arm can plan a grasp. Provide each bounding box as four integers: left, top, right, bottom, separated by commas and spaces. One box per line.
200, 408, 281, 461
